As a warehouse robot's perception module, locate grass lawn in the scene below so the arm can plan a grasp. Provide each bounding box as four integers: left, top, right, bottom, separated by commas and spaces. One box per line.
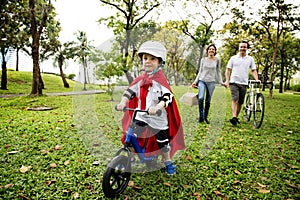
0, 71, 299, 199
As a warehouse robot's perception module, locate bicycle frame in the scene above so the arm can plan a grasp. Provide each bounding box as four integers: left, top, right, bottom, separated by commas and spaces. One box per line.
248, 80, 261, 112
114, 108, 159, 164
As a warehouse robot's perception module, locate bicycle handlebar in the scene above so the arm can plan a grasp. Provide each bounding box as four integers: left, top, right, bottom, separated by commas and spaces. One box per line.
249, 80, 261, 84
115, 106, 162, 116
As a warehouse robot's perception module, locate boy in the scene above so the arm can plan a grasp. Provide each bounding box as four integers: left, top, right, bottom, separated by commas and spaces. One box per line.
116, 41, 185, 175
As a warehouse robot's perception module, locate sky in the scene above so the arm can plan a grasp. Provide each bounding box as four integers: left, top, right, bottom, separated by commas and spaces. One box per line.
53, 0, 114, 47
8, 0, 115, 74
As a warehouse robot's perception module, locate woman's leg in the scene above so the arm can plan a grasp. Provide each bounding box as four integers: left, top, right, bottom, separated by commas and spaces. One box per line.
198, 81, 206, 122
204, 82, 216, 121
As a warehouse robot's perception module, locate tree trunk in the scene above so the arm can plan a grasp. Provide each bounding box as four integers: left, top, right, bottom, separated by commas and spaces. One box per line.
1, 48, 8, 90
58, 56, 69, 88
16, 48, 20, 71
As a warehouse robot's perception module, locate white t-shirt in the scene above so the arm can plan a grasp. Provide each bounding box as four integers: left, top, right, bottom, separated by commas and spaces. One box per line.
128, 79, 173, 130
227, 54, 256, 85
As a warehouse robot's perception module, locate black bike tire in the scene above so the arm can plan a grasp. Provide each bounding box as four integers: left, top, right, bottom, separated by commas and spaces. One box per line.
243, 94, 251, 121
102, 155, 131, 198
253, 93, 265, 128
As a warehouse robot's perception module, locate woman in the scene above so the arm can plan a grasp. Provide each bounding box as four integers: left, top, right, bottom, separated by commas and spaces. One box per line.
192, 44, 224, 123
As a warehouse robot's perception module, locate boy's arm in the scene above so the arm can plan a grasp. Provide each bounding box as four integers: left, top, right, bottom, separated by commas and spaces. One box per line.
116, 88, 136, 111
148, 93, 172, 115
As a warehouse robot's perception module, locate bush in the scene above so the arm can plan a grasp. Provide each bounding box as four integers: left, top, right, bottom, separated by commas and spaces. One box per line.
290, 84, 300, 92
67, 74, 76, 80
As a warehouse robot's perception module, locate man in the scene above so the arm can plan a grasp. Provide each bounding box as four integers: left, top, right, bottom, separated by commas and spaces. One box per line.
224, 41, 260, 126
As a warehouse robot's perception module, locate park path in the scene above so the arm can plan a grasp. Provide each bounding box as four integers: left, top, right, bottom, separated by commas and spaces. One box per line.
0, 90, 106, 98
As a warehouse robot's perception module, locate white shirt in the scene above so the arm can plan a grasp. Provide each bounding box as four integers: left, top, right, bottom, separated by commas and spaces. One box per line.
128, 79, 173, 130
227, 54, 256, 85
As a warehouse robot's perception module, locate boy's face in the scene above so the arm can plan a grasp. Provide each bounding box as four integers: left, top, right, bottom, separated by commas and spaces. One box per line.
142, 53, 161, 73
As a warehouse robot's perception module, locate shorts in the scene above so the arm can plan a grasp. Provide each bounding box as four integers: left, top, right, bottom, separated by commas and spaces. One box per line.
229, 83, 247, 104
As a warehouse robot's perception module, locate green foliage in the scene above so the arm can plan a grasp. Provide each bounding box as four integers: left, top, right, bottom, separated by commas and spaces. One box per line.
290, 84, 300, 92
0, 79, 299, 199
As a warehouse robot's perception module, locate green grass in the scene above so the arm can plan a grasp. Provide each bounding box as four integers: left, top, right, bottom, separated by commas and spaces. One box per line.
0, 72, 299, 199
0, 70, 100, 95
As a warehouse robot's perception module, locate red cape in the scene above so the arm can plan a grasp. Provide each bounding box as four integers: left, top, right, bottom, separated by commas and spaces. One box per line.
121, 70, 185, 158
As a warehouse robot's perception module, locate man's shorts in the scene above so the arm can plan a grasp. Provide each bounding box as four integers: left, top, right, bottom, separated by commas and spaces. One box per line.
229, 83, 247, 104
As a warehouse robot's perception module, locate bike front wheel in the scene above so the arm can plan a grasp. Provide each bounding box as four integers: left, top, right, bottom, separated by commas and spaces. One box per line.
102, 155, 131, 198
253, 93, 265, 128
243, 94, 251, 121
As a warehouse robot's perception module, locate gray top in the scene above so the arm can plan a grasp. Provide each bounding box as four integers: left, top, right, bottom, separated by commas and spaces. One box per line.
194, 57, 223, 84
226, 54, 256, 85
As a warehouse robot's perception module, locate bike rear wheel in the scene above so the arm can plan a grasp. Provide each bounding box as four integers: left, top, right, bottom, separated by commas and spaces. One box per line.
243, 94, 251, 121
253, 93, 264, 128
102, 155, 131, 198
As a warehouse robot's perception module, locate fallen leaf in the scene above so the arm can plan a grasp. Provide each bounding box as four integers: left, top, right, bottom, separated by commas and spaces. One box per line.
193, 192, 201, 200
5, 183, 14, 188
185, 155, 191, 160
64, 160, 70, 165
19, 165, 31, 173
257, 182, 266, 188
46, 180, 56, 186
4, 144, 10, 149
128, 181, 134, 187
233, 180, 240, 185
258, 189, 270, 194
261, 177, 267, 181
234, 170, 241, 175
92, 161, 99, 166
7, 150, 20, 154
164, 182, 172, 187
41, 149, 47, 155
50, 163, 57, 168
54, 145, 62, 150
73, 192, 80, 199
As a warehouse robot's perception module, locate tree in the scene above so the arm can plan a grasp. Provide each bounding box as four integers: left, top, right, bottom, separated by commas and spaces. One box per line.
28, 0, 53, 95
98, 0, 162, 84
52, 42, 75, 88
175, 0, 231, 70
68, 31, 96, 90
0, 0, 25, 90
258, 0, 299, 97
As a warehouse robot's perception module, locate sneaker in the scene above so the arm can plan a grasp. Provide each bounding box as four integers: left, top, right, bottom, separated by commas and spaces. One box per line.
164, 161, 176, 175
236, 118, 240, 124
229, 117, 238, 126
197, 117, 204, 123
204, 118, 210, 124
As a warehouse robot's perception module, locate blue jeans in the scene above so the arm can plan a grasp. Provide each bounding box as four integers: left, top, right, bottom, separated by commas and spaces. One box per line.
198, 81, 216, 119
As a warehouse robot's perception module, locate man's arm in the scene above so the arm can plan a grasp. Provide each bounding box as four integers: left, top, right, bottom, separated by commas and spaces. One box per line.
224, 68, 231, 88
252, 69, 259, 81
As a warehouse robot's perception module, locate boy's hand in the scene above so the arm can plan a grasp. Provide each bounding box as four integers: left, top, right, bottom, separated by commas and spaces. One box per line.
148, 105, 162, 115
116, 103, 126, 111
116, 97, 128, 111
148, 101, 164, 115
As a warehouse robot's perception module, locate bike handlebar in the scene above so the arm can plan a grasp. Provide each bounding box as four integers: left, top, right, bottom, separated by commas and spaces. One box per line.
249, 80, 261, 84
115, 106, 162, 116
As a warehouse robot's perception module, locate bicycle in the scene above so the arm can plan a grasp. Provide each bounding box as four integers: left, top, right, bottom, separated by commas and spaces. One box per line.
243, 80, 265, 128
102, 107, 162, 198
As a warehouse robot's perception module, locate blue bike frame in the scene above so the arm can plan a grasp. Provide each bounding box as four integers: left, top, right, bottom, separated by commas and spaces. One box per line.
115, 108, 159, 163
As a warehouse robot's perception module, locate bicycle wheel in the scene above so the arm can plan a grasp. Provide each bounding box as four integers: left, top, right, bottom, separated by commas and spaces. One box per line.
253, 93, 264, 128
243, 94, 251, 121
102, 155, 131, 198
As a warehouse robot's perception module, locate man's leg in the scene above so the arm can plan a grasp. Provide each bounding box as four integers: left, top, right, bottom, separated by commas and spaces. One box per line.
229, 84, 240, 125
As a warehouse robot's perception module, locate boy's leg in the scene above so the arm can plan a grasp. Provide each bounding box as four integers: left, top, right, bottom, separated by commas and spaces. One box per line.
153, 129, 176, 175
